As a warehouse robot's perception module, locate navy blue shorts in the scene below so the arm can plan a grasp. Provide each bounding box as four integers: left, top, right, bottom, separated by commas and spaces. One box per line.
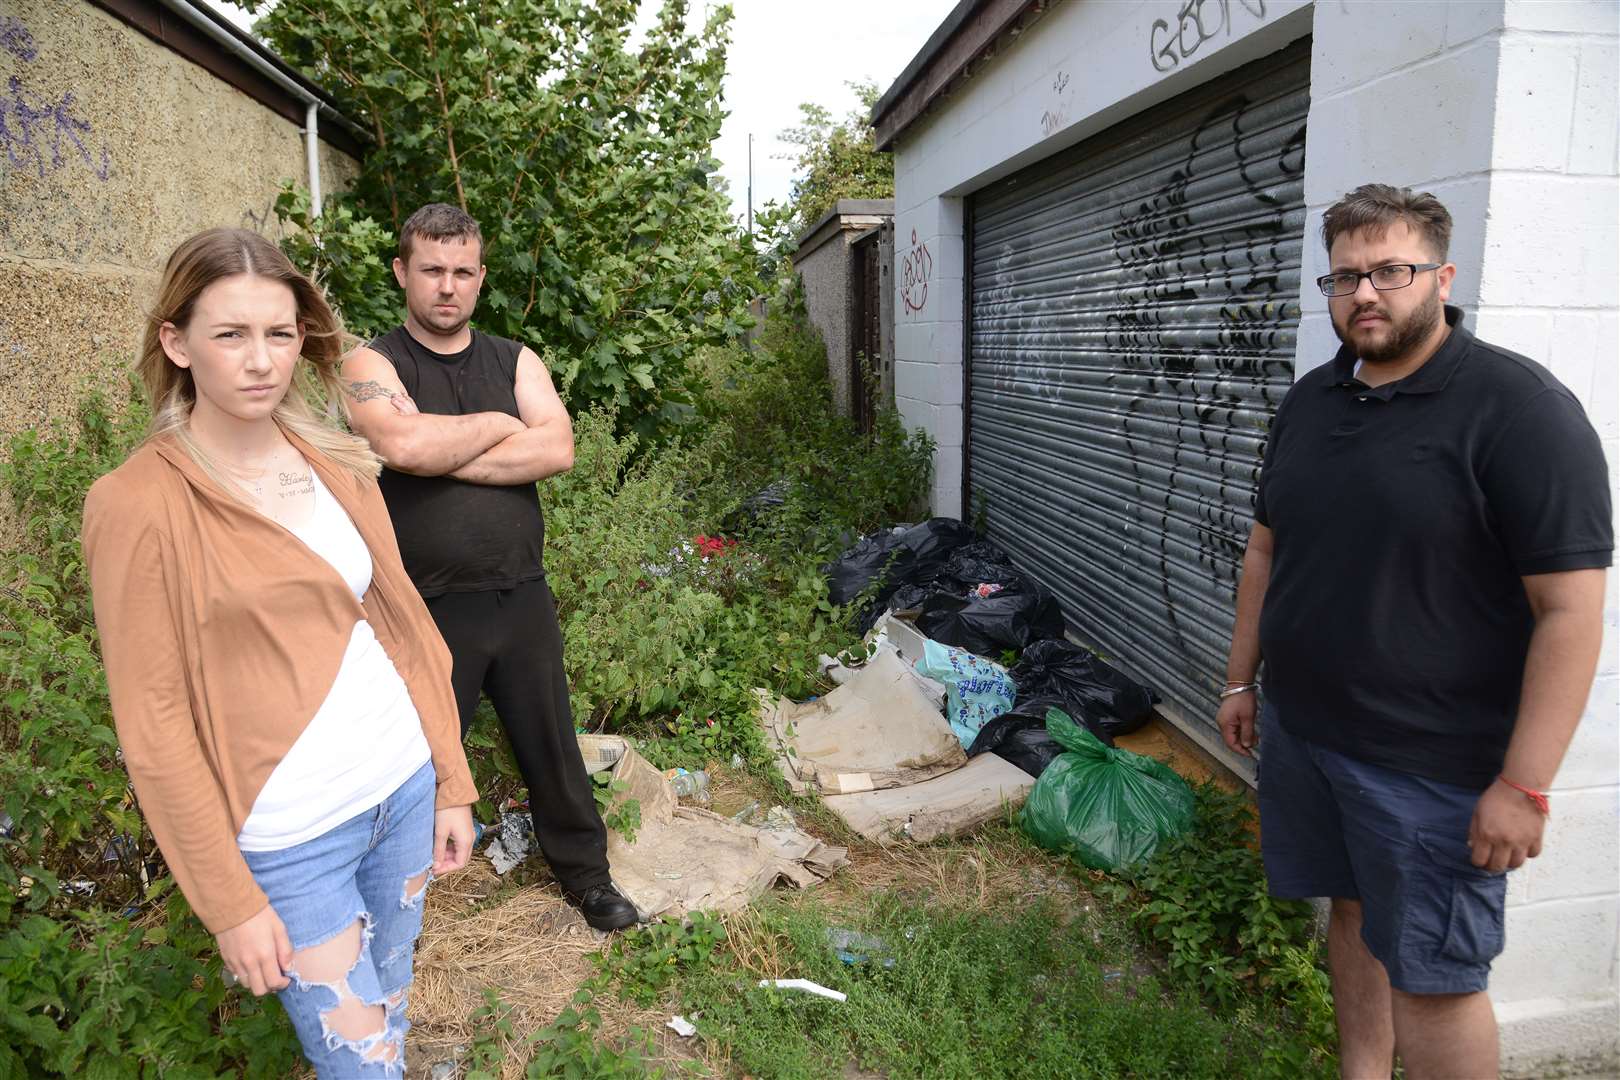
1257, 704, 1507, 994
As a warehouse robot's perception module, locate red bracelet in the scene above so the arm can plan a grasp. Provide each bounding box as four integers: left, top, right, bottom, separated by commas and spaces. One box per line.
1499, 775, 1550, 816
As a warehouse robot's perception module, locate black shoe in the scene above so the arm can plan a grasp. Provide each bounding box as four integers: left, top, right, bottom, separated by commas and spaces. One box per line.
568, 883, 638, 931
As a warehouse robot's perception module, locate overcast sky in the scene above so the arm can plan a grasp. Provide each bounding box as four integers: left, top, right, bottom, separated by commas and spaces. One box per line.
202, 0, 951, 224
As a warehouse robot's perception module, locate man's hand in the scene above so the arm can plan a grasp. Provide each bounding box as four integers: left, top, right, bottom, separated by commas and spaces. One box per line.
1467, 779, 1546, 872
1218, 692, 1259, 757
433, 805, 476, 876
216, 904, 293, 996
392, 393, 420, 416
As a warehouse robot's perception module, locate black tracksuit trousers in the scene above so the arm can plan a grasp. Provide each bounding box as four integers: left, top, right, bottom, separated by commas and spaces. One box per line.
424, 578, 610, 894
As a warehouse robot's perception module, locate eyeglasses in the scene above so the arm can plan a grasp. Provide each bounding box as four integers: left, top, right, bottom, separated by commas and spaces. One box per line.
1316, 263, 1442, 297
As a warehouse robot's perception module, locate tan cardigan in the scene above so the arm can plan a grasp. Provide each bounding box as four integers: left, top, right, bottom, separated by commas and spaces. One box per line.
81, 428, 478, 933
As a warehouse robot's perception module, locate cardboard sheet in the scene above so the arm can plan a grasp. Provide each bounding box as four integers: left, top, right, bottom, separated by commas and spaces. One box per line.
821, 752, 1036, 844
585, 736, 847, 919
761, 649, 966, 795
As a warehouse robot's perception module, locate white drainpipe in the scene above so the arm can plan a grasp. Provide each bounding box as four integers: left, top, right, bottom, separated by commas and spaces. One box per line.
154, 0, 354, 218
304, 101, 322, 217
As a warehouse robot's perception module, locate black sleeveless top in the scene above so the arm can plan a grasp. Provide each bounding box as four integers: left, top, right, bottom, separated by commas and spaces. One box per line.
371, 326, 546, 598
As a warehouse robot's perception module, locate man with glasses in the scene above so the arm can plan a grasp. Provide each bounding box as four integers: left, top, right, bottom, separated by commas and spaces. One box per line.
1217, 184, 1610, 1079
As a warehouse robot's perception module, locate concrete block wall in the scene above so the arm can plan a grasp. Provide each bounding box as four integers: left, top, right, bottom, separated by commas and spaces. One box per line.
0, 0, 358, 467
892, 0, 1617, 1068
794, 234, 858, 418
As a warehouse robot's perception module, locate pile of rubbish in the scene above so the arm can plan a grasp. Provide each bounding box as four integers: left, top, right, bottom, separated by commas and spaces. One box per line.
482, 735, 847, 921
773, 518, 1192, 870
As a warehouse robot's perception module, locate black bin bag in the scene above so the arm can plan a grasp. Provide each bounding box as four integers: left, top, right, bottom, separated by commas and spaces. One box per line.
825, 518, 979, 613
967, 712, 1066, 777
1010, 640, 1158, 739
913, 586, 1064, 657
824, 528, 912, 606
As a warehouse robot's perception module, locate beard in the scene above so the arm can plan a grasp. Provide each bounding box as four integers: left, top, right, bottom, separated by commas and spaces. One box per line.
1331, 286, 1443, 364
411, 299, 472, 336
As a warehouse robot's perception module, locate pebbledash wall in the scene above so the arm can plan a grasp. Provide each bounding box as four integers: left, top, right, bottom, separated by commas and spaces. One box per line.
881, 0, 1618, 1070
0, 0, 361, 480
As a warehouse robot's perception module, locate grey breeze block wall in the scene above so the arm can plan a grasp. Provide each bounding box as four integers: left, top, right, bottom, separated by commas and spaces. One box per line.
793, 200, 895, 419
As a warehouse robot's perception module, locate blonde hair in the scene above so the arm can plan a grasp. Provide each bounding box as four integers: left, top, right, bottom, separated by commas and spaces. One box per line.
138, 228, 380, 490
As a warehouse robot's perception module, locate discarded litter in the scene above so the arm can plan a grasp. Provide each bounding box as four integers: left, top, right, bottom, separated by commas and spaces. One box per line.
1021, 709, 1195, 872
729, 800, 761, 825
826, 518, 980, 630
101, 835, 135, 862
1011, 640, 1157, 739
666, 1015, 698, 1038
914, 638, 1016, 748
761, 805, 798, 831
589, 735, 846, 918
763, 649, 965, 795
823, 753, 1035, 844
825, 526, 910, 606
484, 811, 534, 875
826, 927, 895, 968
914, 585, 1064, 657
664, 767, 712, 803
758, 978, 847, 1002
968, 712, 1066, 777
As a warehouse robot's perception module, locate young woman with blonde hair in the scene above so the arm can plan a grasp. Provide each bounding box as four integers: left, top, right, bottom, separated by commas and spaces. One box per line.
82, 228, 477, 1077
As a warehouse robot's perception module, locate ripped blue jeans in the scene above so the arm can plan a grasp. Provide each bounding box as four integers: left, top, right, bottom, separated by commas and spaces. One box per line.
242, 761, 436, 1078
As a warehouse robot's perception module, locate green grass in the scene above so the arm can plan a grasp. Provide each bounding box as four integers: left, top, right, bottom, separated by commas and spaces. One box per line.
663, 890, 1319, 1079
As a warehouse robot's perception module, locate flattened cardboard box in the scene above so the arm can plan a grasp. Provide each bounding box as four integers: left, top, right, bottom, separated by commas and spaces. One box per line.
761, 649, 965, 796
583, 736, 847, 920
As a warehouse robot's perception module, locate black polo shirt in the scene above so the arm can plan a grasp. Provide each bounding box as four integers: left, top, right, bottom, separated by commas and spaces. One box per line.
1255, 306, 1612, 789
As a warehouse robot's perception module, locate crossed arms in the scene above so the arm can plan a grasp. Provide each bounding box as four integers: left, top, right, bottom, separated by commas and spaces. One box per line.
340, 346, 574, 484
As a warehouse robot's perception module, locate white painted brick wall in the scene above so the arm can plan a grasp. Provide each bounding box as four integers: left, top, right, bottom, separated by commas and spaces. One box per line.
891, 1, 1617, 1061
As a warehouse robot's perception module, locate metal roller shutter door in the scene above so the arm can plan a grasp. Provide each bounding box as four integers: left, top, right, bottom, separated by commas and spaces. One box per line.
965, 39, 1310, 746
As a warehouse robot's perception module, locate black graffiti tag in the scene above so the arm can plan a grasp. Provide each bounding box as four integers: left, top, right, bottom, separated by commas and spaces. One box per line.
901, 228, 932, 315
1150, 0, 1267, 73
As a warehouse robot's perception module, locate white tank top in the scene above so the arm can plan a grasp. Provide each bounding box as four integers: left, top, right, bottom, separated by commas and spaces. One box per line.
237, 470, 433, 851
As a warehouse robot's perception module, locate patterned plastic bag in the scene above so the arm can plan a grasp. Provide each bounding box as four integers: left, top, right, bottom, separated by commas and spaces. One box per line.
915, 638, 1017, 748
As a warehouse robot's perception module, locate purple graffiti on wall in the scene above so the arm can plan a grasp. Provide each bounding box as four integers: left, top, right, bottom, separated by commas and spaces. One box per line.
2, 77, 111, 182
0, 16, 37, 62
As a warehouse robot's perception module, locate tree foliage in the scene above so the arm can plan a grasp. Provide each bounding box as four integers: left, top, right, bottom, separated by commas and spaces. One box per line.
776, 80, 894, 237
251, 0, 755, 441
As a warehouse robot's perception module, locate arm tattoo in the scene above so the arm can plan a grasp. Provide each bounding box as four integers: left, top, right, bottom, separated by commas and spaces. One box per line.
343, 379, 397, 403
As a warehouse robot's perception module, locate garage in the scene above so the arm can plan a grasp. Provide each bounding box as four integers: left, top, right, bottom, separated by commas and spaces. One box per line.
964, 39, 1310, 742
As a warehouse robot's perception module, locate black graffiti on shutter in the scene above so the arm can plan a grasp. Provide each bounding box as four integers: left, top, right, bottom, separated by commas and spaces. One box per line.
1105, 91, 1305, 660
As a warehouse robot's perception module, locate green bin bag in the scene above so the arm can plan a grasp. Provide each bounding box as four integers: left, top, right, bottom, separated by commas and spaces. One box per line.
1020, 708, 1196, 871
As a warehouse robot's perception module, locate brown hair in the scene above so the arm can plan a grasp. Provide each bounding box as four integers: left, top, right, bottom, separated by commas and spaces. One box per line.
138, 228, 380, 488
398, 202, 484, 265
1321, 184, 1453, 261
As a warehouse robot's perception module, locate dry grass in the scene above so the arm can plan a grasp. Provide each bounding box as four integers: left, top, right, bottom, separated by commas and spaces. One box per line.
398, 760, 1092, 1077
402, 858, 701, 1079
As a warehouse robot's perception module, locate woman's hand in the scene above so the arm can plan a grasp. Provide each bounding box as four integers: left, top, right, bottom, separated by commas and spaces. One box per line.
216, 904, 293, 996
433, 805, 475, 876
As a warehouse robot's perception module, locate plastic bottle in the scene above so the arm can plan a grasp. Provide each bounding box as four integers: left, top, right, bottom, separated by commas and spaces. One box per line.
663, 767, 711, 802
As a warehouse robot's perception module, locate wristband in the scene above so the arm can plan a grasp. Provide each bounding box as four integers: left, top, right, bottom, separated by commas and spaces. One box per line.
1219, 683, 1258, 699
1498, 775, 1550, 816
